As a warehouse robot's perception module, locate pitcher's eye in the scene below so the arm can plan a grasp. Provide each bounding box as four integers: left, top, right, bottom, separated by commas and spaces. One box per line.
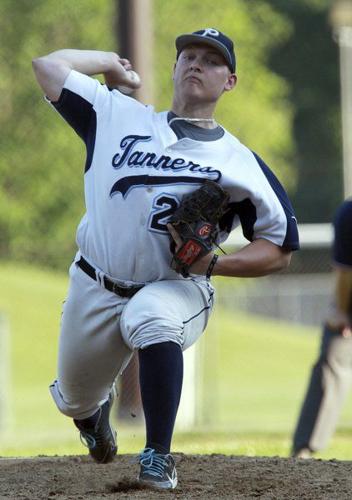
206, 58, 220, 65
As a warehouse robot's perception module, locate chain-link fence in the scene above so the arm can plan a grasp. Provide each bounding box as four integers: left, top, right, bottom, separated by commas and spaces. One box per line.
220, 231, 334, 327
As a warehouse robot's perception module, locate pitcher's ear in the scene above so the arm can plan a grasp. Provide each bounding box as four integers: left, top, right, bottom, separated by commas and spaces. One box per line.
224, 74, 237, 92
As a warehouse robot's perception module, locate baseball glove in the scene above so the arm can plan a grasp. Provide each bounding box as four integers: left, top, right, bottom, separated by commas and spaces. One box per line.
169, 180, 230, 277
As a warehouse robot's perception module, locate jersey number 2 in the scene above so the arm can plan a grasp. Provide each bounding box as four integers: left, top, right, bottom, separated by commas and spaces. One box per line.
149, 194, 179, 233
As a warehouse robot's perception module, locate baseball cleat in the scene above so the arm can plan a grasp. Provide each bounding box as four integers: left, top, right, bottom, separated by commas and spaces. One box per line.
138, 448, 177, 489
74, 392, 117, 463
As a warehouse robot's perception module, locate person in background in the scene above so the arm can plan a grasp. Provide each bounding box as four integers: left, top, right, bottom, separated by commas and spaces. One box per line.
292, 199, 352, 458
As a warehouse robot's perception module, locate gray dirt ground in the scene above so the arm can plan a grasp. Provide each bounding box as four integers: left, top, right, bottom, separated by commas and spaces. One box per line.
0, 454, 351, 500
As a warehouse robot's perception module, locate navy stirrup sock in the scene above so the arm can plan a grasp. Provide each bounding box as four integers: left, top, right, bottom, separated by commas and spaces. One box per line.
138, 341, 183, 454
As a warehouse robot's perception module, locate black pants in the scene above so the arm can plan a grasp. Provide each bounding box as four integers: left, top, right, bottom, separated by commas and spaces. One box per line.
292, 324, 352, 453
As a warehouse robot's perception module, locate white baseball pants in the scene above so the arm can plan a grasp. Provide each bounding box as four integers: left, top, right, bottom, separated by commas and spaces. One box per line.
50, 261, 214, 419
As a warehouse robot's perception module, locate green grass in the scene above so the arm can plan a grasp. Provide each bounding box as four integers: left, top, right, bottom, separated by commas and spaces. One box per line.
1, 261, 352, 459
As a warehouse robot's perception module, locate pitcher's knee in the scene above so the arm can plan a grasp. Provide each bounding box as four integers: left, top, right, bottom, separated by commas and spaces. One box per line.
49, 380, 106, 420
50, 380, 78, 417
120, 314, 183, 350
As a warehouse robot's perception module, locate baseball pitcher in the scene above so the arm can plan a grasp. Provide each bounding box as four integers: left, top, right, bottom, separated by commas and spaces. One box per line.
32, 28, 299, 489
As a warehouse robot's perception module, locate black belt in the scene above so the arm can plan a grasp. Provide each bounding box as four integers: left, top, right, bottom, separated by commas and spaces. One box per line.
76, 256, 144, 298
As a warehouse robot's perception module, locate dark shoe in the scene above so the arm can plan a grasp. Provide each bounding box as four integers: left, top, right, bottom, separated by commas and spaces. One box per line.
138, 448, 177, 489
74, 393, 117, 463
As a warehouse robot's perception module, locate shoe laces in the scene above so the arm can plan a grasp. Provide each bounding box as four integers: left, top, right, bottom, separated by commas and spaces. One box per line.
77, 408, 105, 450
79, 431, 96, 449
79, 425, 112, 449
139, 448, 171, 478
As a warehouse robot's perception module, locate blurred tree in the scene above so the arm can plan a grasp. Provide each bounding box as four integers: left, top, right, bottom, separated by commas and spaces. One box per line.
1, 0, 326, 269
264, 0, 343, 222
154, 0, 296, 190
0, 0, 115, 269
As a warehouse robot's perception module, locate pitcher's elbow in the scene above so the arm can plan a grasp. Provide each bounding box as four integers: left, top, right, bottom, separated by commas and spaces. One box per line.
32, 56, 48, 74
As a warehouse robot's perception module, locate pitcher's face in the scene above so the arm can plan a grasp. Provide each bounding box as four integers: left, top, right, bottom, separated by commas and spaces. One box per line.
173, 44, 236, 106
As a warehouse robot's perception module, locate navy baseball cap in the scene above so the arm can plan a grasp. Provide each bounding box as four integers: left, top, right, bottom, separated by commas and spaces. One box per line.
175, 28, 236, 73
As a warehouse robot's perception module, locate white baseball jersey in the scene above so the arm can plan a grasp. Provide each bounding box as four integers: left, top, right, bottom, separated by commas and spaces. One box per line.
49, 69, 299, 284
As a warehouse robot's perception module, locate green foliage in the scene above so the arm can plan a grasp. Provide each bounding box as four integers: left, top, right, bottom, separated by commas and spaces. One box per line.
0, 0, 342, 268
0, 1, 295, 270
265, 0, 343, 221
0, 0, 115, 269
155, 0, 295, 188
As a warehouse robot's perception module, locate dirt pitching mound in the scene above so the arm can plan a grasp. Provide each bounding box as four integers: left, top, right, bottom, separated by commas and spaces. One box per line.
0, 454, 351, 499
